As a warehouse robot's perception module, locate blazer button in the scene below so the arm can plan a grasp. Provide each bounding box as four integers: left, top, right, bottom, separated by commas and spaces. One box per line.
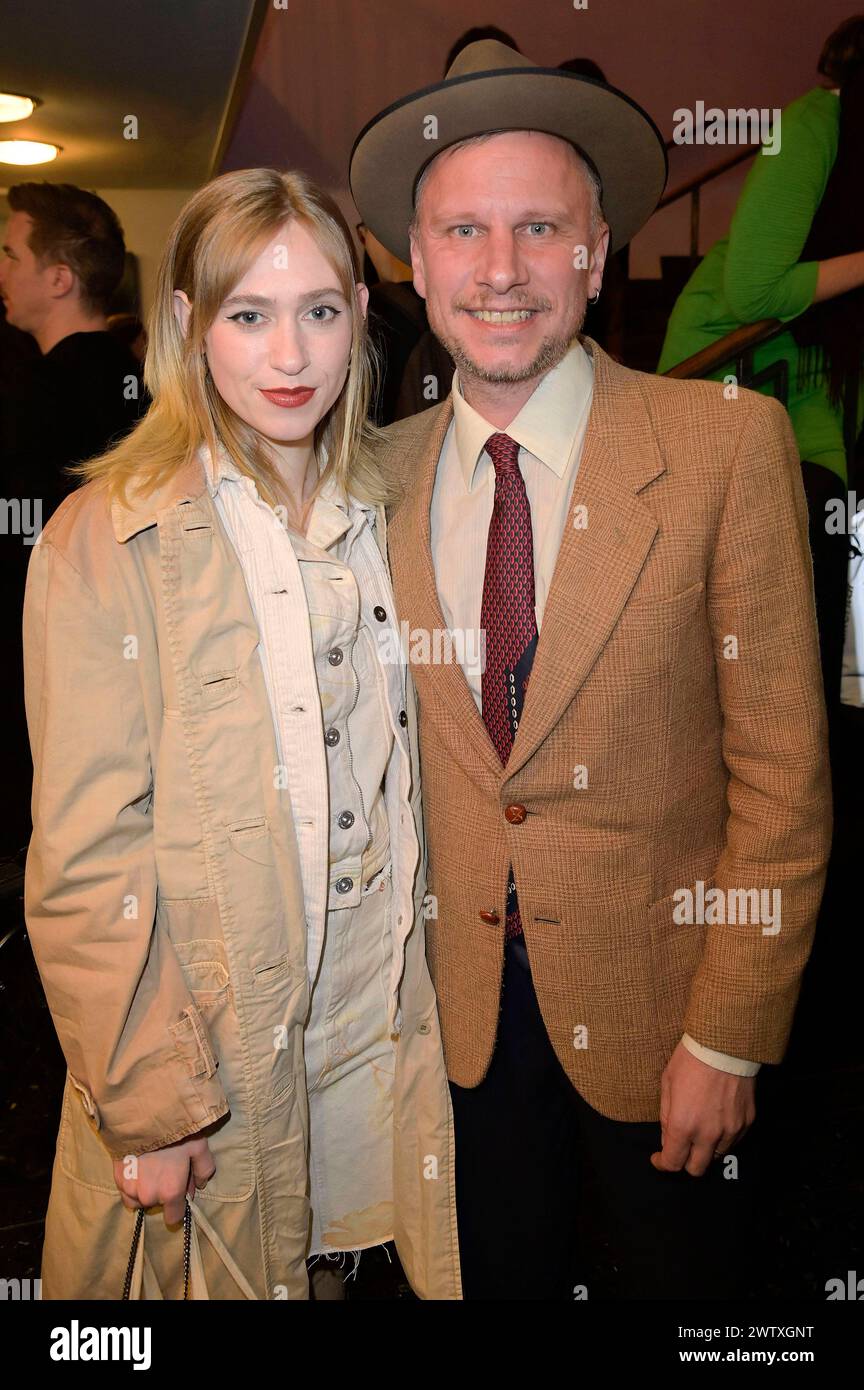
479, 908, 500, 925
328, 648, 343, 666
398, 710, 407, 726
504, 803, 527, 824
373, 605, 387, 622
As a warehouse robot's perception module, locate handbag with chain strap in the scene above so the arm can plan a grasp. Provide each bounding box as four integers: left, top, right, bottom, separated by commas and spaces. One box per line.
121, 1196, 259, 1300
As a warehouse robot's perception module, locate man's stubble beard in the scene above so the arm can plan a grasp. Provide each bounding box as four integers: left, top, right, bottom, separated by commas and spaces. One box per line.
428, 300, 587, 386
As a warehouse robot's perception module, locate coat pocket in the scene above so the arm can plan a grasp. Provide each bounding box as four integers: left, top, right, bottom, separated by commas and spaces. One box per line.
228, 816, 276, 866
251, 953, 306, 1112
57, 1071, 117, 1194
162, 904, 255, 1201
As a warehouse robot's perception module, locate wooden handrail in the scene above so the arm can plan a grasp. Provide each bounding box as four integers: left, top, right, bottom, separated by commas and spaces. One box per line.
657, 140, 763, 256
662, 318, 781, 378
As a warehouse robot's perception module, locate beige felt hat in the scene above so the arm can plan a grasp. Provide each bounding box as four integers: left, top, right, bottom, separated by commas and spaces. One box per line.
349, 39, 668, 261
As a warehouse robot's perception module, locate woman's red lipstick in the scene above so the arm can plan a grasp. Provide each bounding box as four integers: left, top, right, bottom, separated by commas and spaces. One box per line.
259, 386, 317, 408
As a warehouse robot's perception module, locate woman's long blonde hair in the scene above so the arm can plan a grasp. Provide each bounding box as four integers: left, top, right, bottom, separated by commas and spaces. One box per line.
68, 167, 395, 514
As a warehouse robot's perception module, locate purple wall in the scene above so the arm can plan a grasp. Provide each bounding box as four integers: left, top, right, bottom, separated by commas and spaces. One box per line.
222, 0, 855, 277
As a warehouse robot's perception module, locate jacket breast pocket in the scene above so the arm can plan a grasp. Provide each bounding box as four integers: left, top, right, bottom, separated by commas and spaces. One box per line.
624, 579, 706, 632
610, 580, 706, 677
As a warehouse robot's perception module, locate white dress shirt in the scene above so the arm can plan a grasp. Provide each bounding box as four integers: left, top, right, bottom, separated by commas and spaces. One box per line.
429, 340, 759, 1078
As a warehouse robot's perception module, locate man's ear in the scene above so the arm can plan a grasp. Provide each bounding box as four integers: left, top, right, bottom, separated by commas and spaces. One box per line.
354, 281, 369, 321
409, 232, 426, 301
45, 261, 75, 301
588, 222, 611, 299
173, 288, 192, 337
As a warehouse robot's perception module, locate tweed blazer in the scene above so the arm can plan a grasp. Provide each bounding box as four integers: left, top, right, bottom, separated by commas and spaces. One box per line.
381, 334, 832, 1122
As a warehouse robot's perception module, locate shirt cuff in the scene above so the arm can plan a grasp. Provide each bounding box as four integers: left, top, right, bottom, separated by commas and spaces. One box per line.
681, 1032, 761, 1076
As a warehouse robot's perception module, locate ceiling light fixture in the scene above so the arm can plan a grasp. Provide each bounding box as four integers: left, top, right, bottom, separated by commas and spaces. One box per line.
0, 139, 61, 166
0, 93, 41, 123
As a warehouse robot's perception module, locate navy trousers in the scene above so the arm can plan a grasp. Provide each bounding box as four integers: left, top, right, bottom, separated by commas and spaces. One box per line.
448, 935, 761, 1300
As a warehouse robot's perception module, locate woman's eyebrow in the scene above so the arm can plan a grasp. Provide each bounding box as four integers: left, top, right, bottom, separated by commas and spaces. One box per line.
296, 286, 346, 302
222, 286, 345, 308
222, 291, 276, 308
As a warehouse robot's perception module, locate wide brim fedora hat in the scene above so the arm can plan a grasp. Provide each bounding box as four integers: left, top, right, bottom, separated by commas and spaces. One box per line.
350, 39, 667, 262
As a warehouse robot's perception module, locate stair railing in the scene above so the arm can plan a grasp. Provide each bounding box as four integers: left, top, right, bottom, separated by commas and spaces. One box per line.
662, 318, 860, 465
658, 139, 762, 256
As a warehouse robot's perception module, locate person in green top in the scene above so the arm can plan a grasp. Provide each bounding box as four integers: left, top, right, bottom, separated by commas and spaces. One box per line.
658, 16, 864, 730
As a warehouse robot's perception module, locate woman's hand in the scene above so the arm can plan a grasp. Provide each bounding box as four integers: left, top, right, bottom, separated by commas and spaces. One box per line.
113, 1134, 217, 1225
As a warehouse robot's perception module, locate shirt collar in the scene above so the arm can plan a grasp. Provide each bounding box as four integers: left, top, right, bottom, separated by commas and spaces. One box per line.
200, 439, 376, 550
451, 338, 594, 492
308, 470, 376, 551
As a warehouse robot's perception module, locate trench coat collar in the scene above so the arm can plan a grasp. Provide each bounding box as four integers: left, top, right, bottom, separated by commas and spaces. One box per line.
385, 333, 668, 785
111, 448, 209, 543
111, 439, 380, 546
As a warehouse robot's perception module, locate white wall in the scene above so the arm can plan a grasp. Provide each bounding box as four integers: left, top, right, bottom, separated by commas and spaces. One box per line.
86, 188, 196, 321
0, 186, 196, 322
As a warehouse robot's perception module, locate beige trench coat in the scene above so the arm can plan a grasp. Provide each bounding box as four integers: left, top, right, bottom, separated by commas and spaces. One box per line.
21, 452, 462, 1300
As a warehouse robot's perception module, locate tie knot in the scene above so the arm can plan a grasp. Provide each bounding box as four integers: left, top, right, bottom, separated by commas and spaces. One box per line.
484, 432, 520, 475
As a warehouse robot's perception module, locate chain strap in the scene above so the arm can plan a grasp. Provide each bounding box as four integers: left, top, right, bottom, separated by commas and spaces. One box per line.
121, 1198, 192, 1299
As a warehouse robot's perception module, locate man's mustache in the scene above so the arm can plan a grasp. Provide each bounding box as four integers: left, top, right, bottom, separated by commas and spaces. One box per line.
453, 297, 552, 312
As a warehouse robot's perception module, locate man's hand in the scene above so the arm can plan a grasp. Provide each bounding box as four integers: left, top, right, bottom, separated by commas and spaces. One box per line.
650, 1042, 756, 1177
113, 1134, 217, 1225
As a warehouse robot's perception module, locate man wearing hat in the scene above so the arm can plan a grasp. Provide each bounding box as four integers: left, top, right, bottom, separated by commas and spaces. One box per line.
351, 41, 831, 1299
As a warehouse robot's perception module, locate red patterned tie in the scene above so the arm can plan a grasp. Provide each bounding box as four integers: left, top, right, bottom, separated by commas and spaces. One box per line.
480, 433, 538, 940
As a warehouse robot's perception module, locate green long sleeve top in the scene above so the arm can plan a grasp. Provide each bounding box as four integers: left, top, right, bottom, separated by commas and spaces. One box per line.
658, 85, 857, 485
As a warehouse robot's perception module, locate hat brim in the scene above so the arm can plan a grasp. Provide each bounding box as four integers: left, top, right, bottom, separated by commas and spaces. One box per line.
350, 68, 668, 261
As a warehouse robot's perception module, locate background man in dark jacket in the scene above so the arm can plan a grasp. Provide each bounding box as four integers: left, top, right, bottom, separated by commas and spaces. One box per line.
0, 183, 147, 854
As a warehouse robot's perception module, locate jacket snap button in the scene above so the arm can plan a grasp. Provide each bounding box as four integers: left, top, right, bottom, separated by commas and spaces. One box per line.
328, 648, 343, 666
504, 803, 527, 824
479, 908, 500, 925
373, 605, 387, 621
398, 709, 407, 726
324, 727, 340, 746
337, 809, 354, 828
335, 876, 353, 894
417, 1022, 431, 1035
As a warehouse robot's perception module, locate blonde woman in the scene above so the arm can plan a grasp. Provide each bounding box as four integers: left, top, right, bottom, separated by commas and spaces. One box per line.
22, 168, 460, 1300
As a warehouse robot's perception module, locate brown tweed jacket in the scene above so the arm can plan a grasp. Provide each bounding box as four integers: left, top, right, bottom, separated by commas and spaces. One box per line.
379, 335, 832, 1122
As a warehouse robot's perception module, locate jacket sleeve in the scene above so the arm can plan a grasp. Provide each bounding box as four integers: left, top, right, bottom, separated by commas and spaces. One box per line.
683, 393, 833, 1061
23, 537, 230, 1159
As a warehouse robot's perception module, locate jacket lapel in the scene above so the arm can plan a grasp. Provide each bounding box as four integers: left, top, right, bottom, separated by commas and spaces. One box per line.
388, 337, 667, 786
387, 402, 505, 785
504, 345, 665, 779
